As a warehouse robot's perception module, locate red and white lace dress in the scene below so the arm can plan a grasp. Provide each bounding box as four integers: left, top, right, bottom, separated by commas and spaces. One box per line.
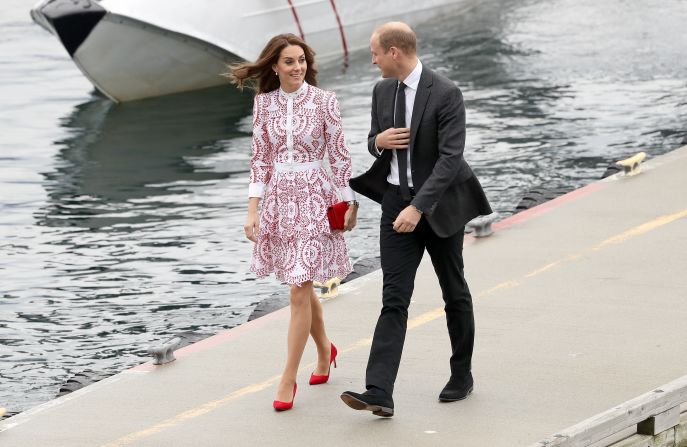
248, 82, 355, 285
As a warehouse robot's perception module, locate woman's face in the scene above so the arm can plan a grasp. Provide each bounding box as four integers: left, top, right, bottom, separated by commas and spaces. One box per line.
272, 45, 307, 92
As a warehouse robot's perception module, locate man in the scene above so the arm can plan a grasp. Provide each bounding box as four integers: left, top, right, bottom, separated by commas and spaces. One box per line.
343, 22, 492, 417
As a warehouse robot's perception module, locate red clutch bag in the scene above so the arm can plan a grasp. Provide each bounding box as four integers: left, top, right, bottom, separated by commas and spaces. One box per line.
327, 201, 349, 230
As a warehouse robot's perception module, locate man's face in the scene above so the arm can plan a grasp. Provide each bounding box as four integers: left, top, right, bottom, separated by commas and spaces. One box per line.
370, 34, 394, 78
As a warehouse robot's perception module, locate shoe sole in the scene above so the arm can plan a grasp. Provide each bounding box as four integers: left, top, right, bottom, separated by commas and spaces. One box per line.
438, 385, 474, 402
340, 394, 394, 417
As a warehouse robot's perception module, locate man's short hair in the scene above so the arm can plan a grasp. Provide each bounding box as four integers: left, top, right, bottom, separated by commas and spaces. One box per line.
377, 26, 416, 54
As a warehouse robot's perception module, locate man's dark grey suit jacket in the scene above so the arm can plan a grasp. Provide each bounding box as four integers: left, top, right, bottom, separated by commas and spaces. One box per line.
350, 65, 492, 238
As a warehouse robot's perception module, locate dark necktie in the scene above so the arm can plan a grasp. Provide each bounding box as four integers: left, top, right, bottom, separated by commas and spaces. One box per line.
394, 82, 411, 201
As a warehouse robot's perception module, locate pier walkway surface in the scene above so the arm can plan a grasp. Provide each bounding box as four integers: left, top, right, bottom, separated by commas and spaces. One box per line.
2, 146, 686, 446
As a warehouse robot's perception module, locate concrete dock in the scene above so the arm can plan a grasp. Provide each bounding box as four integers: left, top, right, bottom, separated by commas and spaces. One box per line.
2, 146, 686, 446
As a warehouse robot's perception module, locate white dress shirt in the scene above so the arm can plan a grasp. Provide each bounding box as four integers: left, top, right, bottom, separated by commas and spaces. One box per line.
385, 59, 422, 188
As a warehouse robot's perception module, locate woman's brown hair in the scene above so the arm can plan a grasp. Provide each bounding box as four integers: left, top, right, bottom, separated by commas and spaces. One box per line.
227, 33, 318, 94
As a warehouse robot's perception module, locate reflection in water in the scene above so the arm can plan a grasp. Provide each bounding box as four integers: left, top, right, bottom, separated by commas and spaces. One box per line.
39, 87, 252, 228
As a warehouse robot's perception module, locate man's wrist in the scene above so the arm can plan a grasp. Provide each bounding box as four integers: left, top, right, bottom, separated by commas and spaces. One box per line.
347, 200, 360, 209
411, 205, 423, 215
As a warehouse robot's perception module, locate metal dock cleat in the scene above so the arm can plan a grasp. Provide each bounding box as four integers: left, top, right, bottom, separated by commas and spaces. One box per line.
148, 337, 181, 365
314, 277, 341, 299
615, 151, 646, 176
466, 213, 498, 238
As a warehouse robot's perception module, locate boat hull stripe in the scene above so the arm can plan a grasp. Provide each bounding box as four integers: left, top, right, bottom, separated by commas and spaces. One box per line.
328, 0, 348, 59
287, 0, 305, 39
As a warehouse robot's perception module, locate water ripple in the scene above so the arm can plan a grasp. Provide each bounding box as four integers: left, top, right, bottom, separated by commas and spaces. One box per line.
1, 0, 686, 413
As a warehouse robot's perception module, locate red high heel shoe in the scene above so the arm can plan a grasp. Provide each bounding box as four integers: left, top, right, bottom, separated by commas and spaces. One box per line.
309, 343, 338, 385
273, 383, 297, 411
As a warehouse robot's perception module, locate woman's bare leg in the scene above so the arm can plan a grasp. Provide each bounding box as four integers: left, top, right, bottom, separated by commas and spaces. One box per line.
309, 289, 332, 375
275, 281, 312, 402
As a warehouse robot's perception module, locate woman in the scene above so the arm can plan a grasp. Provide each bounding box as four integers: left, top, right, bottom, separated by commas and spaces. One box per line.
229, 34, 358, 411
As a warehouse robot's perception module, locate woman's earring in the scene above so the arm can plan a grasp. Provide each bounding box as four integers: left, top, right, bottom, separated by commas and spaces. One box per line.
275, 72, 278, 76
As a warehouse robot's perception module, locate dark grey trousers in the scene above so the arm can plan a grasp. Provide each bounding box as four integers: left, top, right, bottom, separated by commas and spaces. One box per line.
365, 185, 475, 396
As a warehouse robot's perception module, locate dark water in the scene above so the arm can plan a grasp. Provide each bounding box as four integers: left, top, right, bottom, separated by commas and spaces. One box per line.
1, 0, 686, 413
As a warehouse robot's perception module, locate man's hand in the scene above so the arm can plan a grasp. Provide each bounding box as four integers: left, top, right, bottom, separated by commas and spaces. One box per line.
375, 127, 410, 150
393, 205, 422, 233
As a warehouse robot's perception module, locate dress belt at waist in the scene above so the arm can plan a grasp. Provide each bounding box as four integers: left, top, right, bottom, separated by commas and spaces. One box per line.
273, 160, 323, 172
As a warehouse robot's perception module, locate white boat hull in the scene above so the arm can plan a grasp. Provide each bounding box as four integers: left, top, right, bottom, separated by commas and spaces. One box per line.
73, 14, 238, 102
31, 0, 474, 102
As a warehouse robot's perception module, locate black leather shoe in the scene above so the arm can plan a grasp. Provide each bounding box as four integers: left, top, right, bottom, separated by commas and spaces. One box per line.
340, 390, 394, 417
439, 374, 474, 402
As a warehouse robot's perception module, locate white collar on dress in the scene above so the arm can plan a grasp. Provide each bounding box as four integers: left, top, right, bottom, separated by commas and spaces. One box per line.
279, 80, 309, 99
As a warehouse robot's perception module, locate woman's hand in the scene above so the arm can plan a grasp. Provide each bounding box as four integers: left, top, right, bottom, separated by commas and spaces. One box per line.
244, 211, 259, 242
343, 205, 358, 231
245, 197, 261, 242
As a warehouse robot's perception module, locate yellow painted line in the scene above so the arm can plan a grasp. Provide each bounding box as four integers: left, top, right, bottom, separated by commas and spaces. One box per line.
407, 307, 445, 329
363, 280, 521, 333
477, 281, 520, 297
525, 254, 582, 278
593, 209, 687, 250
526, 261, 563, 278
102, 208, 686, 446
340, 337, 373, 353
101, 375, 281, 447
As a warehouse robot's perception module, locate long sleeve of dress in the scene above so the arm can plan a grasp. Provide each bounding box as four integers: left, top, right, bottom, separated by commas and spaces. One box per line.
248, 94, 272, 198
324, 92, 356, 202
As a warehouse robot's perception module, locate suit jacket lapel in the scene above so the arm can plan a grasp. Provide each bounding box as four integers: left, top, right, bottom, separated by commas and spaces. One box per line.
409, 68, 433, 154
